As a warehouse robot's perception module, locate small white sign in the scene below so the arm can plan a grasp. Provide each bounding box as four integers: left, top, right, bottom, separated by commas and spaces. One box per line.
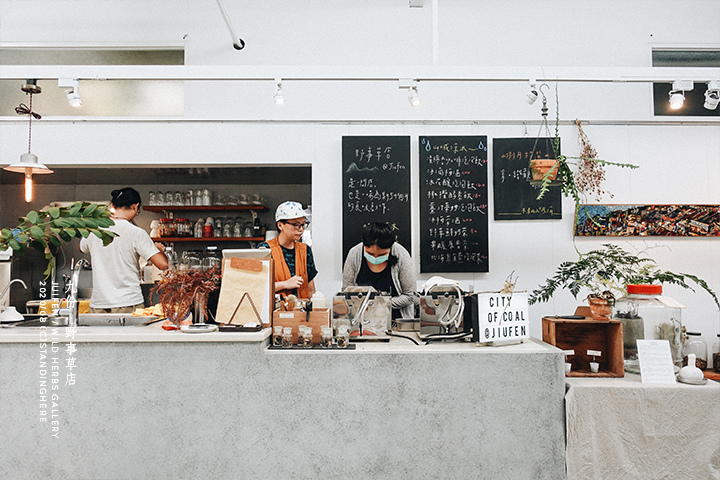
477, 292, 529, 343
587, 350, 602, 357
637, 339, 676, 384
563, 349, 575, 356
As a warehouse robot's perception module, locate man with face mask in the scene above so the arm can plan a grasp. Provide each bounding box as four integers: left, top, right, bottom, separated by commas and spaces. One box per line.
342, 222, 417, 319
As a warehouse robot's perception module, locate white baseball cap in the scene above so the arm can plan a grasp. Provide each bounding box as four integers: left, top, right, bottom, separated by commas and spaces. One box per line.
275, 201, 308, 222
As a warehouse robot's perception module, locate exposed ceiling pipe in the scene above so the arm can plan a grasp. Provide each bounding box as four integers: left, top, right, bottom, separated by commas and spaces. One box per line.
215, 0, 245, 50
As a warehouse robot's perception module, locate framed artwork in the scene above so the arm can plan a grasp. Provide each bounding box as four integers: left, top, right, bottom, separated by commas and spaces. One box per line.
575, 205, 720, 237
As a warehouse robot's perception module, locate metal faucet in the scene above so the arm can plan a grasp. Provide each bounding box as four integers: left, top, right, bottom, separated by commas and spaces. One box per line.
66, 259, 90, 327
0, 278, 28, 312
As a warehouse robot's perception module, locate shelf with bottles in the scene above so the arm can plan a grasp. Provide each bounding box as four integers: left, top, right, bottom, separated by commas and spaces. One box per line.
144, 205, 267, 213
152, 237, 264, 243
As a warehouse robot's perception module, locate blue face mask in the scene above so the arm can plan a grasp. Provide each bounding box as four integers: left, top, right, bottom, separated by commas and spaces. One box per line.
364, 251, 389, 265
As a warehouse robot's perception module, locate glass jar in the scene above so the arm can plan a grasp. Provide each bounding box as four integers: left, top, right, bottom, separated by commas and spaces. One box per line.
297, 325, 306, 347
148, 191, 157, 206
302, 325, 314, 348
182, 250, 203, 271
613, 284, 683, 373
175, 218, 191, 237
336, 325, 350, 348
282, 327, 293, 348
164, 191, 174, 206
713, 334, 720, 373
683, 332, 708, 369
202, 188, 211, 206
273, 326, 283, 347
203, 246, 221, 271
320, 326, 333, 348
158, 218, 176, 238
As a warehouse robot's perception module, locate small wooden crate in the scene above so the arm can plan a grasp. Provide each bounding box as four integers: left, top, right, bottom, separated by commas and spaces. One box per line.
542, 314, 624, 378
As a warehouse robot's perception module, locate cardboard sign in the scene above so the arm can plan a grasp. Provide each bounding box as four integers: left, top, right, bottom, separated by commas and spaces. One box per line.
477, 292, 529, 343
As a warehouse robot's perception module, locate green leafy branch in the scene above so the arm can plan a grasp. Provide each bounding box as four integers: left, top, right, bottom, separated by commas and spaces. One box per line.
534, 85, 638, 208
528, 243, 720, 309
0, 202, 117, 276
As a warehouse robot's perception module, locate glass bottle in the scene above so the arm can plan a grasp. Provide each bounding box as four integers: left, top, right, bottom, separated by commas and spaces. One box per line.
233, 218, 242, 237
713, 334, 720, 373
203, 217, 214, 238
282, 327, 293, 348
203, 246, 221, 271
223, 220, 232, 238
194, 189, 203, 206
273, 326, 283, 347
613, 284, 683, 373
193, 218, 204, 238
336, 325, 350, 348
320, 326, 333, 348
303, 325, 314, 347
214, 218, 223, 238
683, 332, 708, 369
148, 191, 157, 206
165, 245, 178, 271
202, 188, 211, 206
297, 325, 306, 347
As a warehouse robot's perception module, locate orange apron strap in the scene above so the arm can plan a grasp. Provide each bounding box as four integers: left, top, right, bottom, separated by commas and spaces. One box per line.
267, 237, 291, 284
294, 241, 309, 299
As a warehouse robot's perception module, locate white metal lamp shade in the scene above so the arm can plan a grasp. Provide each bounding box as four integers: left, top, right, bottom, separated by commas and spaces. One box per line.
3, 153, 53, 175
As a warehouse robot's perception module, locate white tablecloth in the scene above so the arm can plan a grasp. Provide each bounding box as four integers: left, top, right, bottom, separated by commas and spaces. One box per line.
565, 375, 720, 480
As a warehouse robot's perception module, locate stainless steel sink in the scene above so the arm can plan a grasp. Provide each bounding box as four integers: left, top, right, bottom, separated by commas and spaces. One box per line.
9, 313, 159, 327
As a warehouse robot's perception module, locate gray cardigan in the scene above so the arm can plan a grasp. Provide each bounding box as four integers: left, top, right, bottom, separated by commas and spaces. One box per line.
342, 242, 418, 319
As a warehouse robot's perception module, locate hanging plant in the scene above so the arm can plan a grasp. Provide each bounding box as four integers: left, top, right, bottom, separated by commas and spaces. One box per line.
533, 85, 639, 213
0, 202, 117, 276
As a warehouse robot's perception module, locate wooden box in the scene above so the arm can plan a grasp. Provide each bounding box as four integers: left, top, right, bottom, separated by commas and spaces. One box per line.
542, 315, 624, 377
272, 308, 331, 345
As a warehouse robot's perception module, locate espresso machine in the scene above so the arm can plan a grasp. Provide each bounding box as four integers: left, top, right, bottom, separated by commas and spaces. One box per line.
333, 286, 392, 340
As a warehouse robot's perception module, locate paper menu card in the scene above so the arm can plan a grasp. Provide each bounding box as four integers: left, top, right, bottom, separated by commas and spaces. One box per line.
637, 339, 676, 384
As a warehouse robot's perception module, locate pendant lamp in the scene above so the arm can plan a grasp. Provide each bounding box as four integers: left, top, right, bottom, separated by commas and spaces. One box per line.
3, 80, 53, 202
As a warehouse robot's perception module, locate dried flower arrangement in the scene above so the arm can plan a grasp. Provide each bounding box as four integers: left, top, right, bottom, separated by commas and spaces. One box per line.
151, 266, 220, 325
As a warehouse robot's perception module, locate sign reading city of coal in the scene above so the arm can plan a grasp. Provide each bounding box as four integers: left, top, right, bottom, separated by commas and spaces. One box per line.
477, 292, 529, 343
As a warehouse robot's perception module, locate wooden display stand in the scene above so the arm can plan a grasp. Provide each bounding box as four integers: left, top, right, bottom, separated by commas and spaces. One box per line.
272, 308, 331, 345
542, 308, 624, 377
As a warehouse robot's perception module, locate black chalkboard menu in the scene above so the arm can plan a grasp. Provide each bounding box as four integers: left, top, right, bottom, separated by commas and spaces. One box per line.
342, 136, 411, 261
419, 136, 489, 273
493, 137, 562, 220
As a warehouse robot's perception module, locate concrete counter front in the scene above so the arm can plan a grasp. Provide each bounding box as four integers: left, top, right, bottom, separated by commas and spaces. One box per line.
0, 325, 566, 479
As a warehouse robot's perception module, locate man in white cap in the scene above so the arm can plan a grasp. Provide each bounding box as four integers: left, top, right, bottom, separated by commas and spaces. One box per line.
258, 201, 317, 299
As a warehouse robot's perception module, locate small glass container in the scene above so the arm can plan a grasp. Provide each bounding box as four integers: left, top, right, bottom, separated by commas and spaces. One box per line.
712, 334, 720, 373
337, 325, 350, 348
613, 284, 683, 373
165, 191, 174, 206
184, 190, 194, 206
320, 326, 333, 348
173, 191, 183, 206
296, 326, 306, 347
303, 326, 314, 347
194, 189, 203, 206
282, 327, 293, 348
148, 191, 157, 206
203, 246, 221, 271
158, 218, 176, 237
683, 332, 708, 369
273, 326, 283, 347
233, 219, 243, 237
182, 250, 203, 271
214, 218, 224, 238
174, 218, 190, 237
202, 188, 211, 206
223, 221, 232, 238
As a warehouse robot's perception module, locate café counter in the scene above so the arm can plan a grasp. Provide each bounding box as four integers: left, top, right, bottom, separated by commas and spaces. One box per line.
0, 324, 566, 479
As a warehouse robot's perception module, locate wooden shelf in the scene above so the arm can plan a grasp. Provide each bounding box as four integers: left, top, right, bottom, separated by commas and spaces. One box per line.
144, 205, 266, 212
152, 237, 264, 242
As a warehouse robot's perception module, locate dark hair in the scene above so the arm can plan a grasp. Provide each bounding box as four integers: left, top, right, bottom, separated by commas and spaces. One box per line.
362, 222, 396, 249
111, 187, 142, 209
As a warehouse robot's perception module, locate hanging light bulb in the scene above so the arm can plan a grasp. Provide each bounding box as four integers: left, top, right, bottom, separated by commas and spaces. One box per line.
668, 80, 694, 111
3, 80, 53, 203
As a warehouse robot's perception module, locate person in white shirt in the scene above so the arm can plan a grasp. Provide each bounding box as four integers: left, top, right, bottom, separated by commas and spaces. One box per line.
79, 187, 168, 313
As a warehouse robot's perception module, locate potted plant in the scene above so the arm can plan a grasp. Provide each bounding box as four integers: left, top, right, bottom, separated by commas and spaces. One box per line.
529, 243, 720, 319
532, 85, 639, 215
0, 202, 117, 276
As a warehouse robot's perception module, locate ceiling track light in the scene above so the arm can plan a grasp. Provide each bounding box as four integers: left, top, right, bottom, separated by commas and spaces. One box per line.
273, 78, 285, 105
59, 78, 82, 107
704, 80, 720, 111
668, 80, 694, 110
526, 79, 539, 105
399, 79, 421, 107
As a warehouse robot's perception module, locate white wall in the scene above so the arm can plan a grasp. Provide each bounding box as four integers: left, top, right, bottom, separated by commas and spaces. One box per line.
1, 0, 719, 340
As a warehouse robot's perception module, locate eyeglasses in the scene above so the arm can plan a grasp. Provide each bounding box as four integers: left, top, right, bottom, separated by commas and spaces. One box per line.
284, 221, 309, 230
